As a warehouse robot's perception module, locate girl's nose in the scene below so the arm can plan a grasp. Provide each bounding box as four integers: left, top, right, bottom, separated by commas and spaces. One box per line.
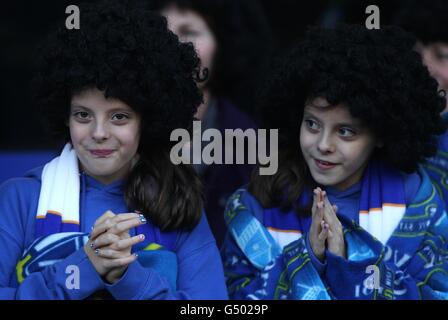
92, 121, 110, 142
317, 133, 335, 154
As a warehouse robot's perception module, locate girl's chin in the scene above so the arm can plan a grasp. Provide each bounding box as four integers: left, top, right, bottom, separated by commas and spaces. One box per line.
83, 166, 120, 177
310, 173, 342, 188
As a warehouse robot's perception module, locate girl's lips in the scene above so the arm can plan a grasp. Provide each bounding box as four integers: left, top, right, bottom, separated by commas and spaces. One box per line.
314, 158, 337, 170
90, 149, 115, 157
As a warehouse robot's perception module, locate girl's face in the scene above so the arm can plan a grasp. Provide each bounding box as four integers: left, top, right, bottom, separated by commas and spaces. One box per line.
300, 98, 379, 191
69, 88, 141, 185
419, 42, 448, 113
162, 5, 217, 88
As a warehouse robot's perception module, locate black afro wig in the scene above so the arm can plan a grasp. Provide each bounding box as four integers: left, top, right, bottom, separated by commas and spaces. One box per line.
32, 0, 203, 150
259, 24, 446, 173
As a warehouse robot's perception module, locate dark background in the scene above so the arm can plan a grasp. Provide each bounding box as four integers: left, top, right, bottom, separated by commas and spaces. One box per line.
0, 0, 407, 150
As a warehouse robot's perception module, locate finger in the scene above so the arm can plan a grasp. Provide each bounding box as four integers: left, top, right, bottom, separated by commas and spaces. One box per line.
90, 232, 121, 250
111, 213, 145, 238
312, 188, 318, 217
311, 197, 322, 228
103, 254, 138, 269
91, 212, 141, 236
90, 217, 117, 241
322, 191, 336, 216
328, 229, 343, 242
327, 228, 344, 256
89, 211, 116, 240
317, 188, 323, 202
321, 192, 337, 226
317, 201, 324, 221
112, 234, 146, 251
93, 248, 123, 259
320, 220, 326, 230
109, 217, 147, 235
318, 222, 329, 241
93, 210, 116, 228
118, 232, 132, 240
91, 214, 147, 241
111, 212, 143, 224
92, 234, 145, 256
312, 200, 325, 232
323, 196, 343, 233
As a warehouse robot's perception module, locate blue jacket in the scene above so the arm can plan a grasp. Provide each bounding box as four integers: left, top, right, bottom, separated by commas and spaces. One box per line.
0, 166, 228, 300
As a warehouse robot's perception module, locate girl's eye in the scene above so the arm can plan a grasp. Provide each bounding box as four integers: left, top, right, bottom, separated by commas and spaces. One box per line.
183, 30, 200, 37
339, 127, 356, 138
178, 28, 201, 42
111, 113, 129, 122
73, 111, 90, 121
180, 34, 199, 43
304, 119, 319, 131
436, 52, 448, 61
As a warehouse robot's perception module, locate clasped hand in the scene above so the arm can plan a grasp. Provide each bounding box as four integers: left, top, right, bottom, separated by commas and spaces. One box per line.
308, 187, 346, 262
84, 210, 147, 284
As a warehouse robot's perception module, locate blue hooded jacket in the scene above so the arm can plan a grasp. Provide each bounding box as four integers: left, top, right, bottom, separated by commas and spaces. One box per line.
0, 166, 228, 300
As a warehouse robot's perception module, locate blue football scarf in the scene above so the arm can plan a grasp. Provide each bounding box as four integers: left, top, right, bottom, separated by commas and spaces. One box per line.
224, 160, 446, 299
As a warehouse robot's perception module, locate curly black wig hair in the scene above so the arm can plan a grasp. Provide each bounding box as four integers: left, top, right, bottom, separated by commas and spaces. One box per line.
144, 0, 273, 116
32, 0, 204, 230
33, 0, 202, 147
395, 0, 448, 45
250, 24, 446, 210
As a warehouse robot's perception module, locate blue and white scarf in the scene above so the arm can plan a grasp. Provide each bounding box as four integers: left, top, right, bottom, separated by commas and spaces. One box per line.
224, 160, 448, 299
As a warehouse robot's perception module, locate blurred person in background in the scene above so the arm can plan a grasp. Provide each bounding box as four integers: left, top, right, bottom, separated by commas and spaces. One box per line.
145, 0, 273, 246
396, 0, 448, 116
396, 0, 448, 207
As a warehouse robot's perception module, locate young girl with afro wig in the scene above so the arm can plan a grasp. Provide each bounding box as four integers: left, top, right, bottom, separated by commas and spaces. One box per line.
221, 24, 448, 300
0, 0, 227, 300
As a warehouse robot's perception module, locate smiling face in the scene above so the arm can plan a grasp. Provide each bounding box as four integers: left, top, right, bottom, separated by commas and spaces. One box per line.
161, 5, 217, 88
300, 97, 379, 191
69, 87, 141, 185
